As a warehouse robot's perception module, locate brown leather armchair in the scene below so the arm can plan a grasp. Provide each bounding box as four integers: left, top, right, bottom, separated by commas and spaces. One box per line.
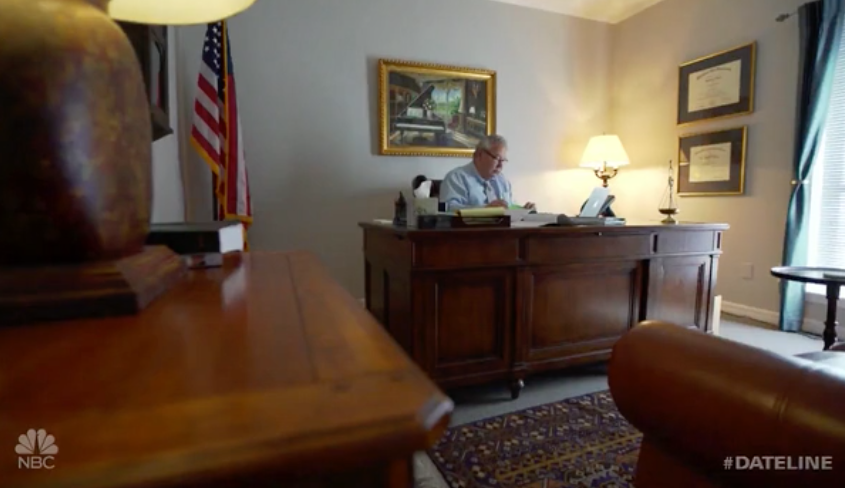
609, 321, 845, 488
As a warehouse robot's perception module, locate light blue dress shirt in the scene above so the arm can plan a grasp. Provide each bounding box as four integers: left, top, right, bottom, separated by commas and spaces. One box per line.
440, 162, 512, 210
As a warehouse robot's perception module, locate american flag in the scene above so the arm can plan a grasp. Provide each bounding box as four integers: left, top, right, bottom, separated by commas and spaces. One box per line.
190, 21, 252, 246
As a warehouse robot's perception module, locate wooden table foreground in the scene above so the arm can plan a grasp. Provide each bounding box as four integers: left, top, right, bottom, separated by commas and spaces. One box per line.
0, 251, 453, 488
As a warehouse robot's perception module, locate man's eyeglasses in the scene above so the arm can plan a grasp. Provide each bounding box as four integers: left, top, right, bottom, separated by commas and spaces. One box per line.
483, 149, 508, 164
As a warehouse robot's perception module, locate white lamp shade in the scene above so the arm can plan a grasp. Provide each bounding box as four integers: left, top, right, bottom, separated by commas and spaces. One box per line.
108, 0, 256, 25
579, 135, 630, 169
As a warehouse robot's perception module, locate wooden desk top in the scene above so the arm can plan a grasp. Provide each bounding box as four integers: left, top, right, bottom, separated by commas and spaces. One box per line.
0, 252, 452, 488
360, 221, 729, 238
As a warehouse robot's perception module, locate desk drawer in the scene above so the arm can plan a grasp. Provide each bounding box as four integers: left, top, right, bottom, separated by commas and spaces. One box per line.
526, 233, 651, 263
365, 230, 413, 264
655, 231, 717, 254
416, 237, 520, 268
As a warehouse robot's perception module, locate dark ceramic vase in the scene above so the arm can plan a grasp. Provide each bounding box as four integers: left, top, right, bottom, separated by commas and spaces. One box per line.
0, 0, 152, 266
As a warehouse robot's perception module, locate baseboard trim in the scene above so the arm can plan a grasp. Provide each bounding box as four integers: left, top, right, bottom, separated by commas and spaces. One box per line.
721, 301, 843, 337
720, 301, 780, 326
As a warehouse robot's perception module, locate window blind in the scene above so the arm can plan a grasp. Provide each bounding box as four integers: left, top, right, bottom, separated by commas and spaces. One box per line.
808, 24, 845, 293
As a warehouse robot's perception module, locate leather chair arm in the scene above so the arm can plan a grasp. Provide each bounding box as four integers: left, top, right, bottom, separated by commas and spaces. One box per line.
609, 321, 845, 484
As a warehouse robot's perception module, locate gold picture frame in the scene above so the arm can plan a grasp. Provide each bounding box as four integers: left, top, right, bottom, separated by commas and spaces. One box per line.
678, 126, 748, 196
378, 59, 497, 157
677, 42, 756, 126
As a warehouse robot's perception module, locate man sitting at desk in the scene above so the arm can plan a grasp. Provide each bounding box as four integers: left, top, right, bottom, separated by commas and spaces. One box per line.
440, 134, 536, 210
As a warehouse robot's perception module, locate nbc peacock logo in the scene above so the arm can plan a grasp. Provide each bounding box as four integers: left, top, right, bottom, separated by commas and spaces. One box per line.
16, 429, 58, 470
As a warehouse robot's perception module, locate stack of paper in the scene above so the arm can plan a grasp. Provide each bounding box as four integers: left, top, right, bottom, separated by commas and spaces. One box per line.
505, 208, 532, 220
456, 207, 506, 217
511, 213, 558, 228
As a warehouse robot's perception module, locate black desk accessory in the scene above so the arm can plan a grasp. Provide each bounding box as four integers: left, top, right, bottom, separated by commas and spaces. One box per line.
393, 192, 407, 227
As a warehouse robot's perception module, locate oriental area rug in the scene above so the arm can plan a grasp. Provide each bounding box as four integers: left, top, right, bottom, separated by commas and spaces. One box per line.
428, 390, 642, 488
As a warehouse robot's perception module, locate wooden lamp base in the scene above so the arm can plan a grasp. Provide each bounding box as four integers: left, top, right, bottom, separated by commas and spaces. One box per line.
0, 246, 187, 325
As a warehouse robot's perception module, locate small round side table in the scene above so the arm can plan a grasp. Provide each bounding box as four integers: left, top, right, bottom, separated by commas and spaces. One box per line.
771, 266, 845, 350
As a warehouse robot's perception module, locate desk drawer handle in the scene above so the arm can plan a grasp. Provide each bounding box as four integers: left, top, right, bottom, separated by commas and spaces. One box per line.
595, 232, 603, 236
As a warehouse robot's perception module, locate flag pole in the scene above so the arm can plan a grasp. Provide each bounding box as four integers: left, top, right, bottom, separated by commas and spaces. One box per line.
190, 21, 251, 233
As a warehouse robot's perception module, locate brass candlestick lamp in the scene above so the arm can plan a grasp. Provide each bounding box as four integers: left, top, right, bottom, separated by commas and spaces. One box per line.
0, 0, 255, 324
579, 134, 630, 188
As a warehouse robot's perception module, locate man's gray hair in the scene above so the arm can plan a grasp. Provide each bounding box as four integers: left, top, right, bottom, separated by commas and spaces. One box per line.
476, 134, 508, 152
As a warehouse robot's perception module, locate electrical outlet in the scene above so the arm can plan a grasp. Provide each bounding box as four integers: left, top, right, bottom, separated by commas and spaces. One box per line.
741, 263, 754, 280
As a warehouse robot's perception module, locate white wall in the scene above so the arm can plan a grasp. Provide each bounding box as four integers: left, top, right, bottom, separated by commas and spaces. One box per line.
610, 0, 805, 315
176, 0, 612, 296
151, 26, 186, 223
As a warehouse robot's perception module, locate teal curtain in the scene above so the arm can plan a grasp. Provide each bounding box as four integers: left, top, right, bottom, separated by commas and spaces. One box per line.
779, 0, 845, 331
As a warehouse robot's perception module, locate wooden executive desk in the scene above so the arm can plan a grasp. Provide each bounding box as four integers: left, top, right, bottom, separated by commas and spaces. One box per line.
0, 252, 452, 488
360, 221, 728, 398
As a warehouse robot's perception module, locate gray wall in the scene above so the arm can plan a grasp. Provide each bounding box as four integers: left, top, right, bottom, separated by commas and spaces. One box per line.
160, 0, 829, 328
176, 0, 612, 297
611, 0, 805, 314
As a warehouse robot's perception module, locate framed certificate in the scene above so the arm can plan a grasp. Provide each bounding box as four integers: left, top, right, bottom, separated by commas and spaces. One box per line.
678, 127, 747, 196
677, 43, 756, 126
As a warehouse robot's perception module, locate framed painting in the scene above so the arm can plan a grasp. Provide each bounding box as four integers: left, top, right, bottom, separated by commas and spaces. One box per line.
378, 59, 496, 157
677, 42, 756, 126
678, 126, 747, 196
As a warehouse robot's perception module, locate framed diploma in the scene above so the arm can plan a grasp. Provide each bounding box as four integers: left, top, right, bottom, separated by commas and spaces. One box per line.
677, 42, 756, 126
678, 126, 747, 196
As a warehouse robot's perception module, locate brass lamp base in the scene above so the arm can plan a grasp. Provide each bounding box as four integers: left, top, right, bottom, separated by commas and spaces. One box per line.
0, 0, 182, 327
588, 160, 621, 188
0, 246, 187, 325
593, 167, 619, 188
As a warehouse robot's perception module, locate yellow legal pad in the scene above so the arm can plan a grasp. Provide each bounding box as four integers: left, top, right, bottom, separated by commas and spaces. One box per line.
455, 207, 506, 217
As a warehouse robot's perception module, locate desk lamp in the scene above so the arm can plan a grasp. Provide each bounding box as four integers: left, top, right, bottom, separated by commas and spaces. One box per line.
579, 135, 630, 188
0, 0, 255, 324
